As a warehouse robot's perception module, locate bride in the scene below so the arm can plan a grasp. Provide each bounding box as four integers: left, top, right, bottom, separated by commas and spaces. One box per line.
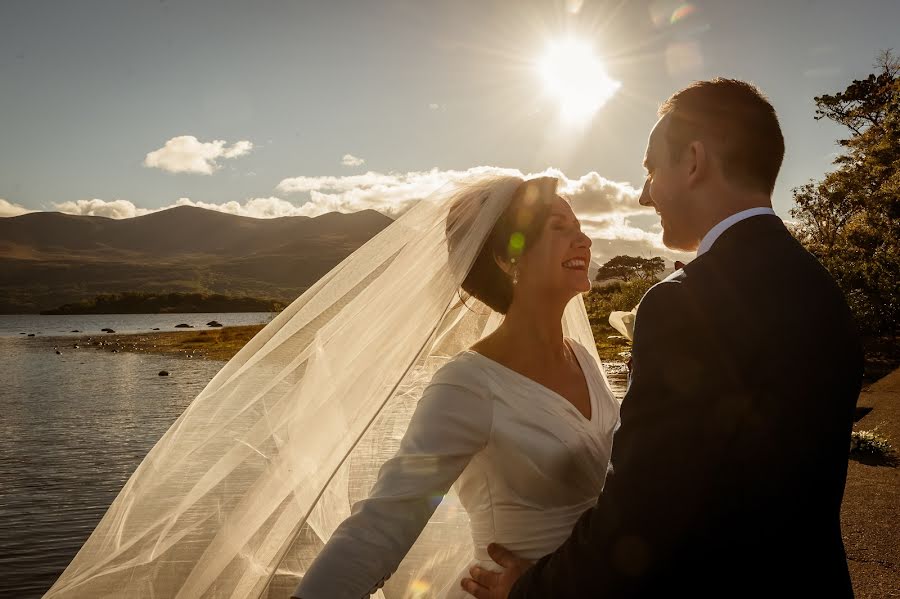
46, 175, 620, 599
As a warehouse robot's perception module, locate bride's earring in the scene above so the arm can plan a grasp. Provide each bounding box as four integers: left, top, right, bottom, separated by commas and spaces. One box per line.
511, 259, 519, 286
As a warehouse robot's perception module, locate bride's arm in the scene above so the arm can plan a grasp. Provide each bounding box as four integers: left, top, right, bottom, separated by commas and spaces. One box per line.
292, 376, 492, 599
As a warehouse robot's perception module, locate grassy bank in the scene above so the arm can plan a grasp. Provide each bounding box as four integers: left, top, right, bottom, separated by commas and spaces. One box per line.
59, 325, 265, 362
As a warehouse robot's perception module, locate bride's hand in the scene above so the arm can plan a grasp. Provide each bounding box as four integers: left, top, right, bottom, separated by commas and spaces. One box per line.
461, 543, 533, 599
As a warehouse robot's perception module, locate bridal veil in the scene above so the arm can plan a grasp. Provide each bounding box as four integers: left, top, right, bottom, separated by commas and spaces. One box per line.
46, 174, 611, 598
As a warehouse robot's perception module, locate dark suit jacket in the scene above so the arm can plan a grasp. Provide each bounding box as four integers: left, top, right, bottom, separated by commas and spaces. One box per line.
510, 214, 864, 598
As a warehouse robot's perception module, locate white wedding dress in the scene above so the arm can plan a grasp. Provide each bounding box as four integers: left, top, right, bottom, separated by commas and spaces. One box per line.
293, 338, 619, 599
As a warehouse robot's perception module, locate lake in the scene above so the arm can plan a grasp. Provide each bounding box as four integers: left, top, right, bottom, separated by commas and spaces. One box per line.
0, 314, 627, 598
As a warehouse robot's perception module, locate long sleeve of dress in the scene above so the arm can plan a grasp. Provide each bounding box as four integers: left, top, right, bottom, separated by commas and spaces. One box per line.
291, 369, 492, 599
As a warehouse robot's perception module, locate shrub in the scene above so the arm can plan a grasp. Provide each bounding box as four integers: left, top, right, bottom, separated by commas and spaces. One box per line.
850, 429, 894, 458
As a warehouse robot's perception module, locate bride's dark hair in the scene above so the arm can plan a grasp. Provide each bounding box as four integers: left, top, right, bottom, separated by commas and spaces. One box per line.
447, 176, 557, 314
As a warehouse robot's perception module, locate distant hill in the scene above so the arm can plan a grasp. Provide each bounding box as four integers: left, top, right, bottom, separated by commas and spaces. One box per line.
0, 206, 393, 313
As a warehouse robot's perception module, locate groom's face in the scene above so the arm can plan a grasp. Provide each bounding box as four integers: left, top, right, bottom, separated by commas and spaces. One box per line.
639, 115, 699, 251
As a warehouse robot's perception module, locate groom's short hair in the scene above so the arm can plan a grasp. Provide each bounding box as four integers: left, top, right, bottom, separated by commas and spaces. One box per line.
659, 78, 784, 194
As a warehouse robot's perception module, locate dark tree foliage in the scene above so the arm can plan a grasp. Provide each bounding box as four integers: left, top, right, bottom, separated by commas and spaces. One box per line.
791, 50, 900, 335
594, 255, 666, 283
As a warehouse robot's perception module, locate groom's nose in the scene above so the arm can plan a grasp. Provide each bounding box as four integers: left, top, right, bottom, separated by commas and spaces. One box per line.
639, 179, 653, 207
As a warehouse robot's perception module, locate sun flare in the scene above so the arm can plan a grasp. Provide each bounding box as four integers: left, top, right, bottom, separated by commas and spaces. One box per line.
538, 38, 621, 124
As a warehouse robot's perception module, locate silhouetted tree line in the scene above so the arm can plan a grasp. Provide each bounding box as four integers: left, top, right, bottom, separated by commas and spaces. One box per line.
791, 50, 900, 335
40, 291, 287, 314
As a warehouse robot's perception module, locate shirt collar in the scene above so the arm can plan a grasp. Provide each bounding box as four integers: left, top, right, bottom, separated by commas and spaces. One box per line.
696, 207, 778, 257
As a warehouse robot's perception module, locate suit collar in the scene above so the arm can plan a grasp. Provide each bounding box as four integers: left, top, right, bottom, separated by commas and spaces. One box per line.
697, 208, 778, 257
695, 213, 788, 263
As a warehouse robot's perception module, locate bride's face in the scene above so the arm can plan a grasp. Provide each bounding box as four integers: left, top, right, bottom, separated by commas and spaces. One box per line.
518, 195, 592, 299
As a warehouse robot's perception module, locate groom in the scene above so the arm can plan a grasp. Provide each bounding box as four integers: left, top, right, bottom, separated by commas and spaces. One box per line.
463, 78, 864, 597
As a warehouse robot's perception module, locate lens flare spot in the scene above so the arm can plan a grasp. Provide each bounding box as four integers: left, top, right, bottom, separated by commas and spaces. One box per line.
670, 3, 698, 24
509, 232, 526, 256
665, 40, 704, 77
409, 579, 431, 596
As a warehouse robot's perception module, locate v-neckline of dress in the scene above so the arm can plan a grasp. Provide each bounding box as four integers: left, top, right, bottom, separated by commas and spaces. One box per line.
463, 338, 597, 425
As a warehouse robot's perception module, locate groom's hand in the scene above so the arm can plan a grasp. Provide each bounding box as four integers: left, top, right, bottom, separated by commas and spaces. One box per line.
461, 543, 533, 599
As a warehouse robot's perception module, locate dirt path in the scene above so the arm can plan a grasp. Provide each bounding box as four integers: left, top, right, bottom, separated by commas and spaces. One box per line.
843, 367, 900, 598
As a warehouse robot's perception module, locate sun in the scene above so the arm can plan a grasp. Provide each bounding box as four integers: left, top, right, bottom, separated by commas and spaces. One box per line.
538, 38, 621, 124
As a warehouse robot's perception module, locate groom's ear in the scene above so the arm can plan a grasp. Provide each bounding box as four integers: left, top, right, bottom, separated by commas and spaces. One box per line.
685, 140, 708, 186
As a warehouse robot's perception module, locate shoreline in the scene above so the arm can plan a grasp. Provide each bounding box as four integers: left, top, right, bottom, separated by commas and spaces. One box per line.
34, 324, 635, 364
37, 324, 265, 362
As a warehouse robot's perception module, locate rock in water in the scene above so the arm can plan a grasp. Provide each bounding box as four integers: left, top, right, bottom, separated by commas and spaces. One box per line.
175, 323, 193, 328
159, 370, 169, 376
207, 320, 223, 327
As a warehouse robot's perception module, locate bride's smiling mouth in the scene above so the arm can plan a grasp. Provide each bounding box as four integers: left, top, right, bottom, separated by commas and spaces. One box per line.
562, 258, 588, 271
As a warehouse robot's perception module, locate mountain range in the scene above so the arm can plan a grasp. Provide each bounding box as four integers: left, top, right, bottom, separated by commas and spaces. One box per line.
0, 206, 393, 313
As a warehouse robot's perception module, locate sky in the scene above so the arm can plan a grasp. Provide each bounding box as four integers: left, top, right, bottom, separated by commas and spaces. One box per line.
1, 0, 898, 261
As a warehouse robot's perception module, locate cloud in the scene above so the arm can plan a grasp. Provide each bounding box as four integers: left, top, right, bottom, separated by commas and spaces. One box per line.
558, 170, 645, 217
143, 135, 254, 174
171, 196, 321, 219
0, 199, 33, 217
49, 196, 308, 220
276, 166, 522, 217
341, 154, 365, 167
52, 198, 153, 219
428, 103, 440, 110
42, 166, 690, 262
276, 166, 689, 261
276, 166, 644, 220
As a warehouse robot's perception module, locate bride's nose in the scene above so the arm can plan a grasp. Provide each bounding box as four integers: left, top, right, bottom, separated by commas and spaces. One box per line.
575, 231, 592, 249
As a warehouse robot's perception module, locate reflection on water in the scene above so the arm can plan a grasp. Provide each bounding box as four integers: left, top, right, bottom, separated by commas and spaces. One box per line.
0, 335, 224, 598
0, 330, 627, 598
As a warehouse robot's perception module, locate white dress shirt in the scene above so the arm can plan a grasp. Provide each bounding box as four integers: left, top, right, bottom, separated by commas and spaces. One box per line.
696, 207, 778, 257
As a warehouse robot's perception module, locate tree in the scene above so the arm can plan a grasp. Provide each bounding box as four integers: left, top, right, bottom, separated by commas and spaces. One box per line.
791, 50, 900, 335
594, 255, 666, 283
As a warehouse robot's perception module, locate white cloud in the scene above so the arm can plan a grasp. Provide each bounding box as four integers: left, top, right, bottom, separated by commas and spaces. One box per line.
50, 196, 321, 220
276, 166, 522, 217
275, 167, 644, 220
52, 198, 153, 219
428, 103, 440, 110
0, 199, 33, 217
221, 140, 253, 159
341, 154, 365, 167
276, 166, 687, 261
143, 135, 254, 175
171, 196, 322, 219
41, 166, 689, 262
